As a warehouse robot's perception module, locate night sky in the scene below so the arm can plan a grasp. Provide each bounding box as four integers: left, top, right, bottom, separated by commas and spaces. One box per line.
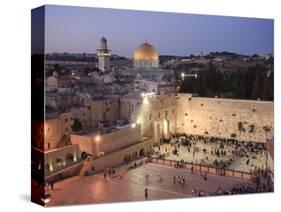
44, 5, 273, 57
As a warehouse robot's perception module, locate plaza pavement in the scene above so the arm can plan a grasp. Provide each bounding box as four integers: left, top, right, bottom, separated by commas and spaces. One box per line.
48, 163, 254, 206
156, 142, 266, 173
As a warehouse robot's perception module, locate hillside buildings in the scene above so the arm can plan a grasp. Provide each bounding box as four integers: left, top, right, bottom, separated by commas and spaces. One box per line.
34, 37, 274, 183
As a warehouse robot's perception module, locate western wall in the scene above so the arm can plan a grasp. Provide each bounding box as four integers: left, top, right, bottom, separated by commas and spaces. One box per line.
176, 93, 274, 143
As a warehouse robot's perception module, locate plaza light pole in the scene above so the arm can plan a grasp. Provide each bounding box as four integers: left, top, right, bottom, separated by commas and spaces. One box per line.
94, 135, 101, 158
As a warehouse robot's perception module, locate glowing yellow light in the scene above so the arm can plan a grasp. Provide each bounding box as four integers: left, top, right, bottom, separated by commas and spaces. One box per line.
181, 72, 185, 80
49, 164, 53, 172
143, 97, 149, 105
95, 135, 101, 142
41, 194, 51, 205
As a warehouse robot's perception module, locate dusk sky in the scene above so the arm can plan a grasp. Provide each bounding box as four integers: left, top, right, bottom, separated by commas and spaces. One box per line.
45, 5, 273, 57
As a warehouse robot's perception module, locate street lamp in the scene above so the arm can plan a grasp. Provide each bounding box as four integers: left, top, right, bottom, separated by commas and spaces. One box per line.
95, 135, 101, 142
181, 72, 185, 81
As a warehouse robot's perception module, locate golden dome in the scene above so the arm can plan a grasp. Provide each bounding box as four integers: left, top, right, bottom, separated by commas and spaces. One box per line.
134, 42, 159, 61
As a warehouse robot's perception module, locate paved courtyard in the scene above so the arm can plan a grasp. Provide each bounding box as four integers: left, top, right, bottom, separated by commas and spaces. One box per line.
155, 141, 266, 173
48, 163, 254, 206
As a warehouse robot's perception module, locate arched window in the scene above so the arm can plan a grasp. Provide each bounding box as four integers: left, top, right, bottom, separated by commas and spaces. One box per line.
54, 158, 64, 168
66, 153, 74, 164
139, 148, 145, 156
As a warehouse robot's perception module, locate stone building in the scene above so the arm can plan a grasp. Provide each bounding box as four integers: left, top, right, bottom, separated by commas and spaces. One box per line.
70, 107, 91, 131
120, 92, 177, 143
32, 119, 82, 180
117, 41, 174, 83
46, 75, 58, 91
133, 42, 159, 69
90, 97, 120, 129
39, 38, 274, 178
71, 123, 153, 172
97, 37, 111, 72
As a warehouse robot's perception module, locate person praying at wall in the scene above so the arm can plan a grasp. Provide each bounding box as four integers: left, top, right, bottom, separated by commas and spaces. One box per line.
51, 181, 54, 190
144, 188, 148, 200
182, 177, 186, 185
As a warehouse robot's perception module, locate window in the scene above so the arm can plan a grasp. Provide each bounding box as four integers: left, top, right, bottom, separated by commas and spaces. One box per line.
47, 128, 51, 134
65, 118, 68, 122
165, 110, 168, 117
158, 112, 160, 119
149, 114, 152, 120
48, 142, 51, 149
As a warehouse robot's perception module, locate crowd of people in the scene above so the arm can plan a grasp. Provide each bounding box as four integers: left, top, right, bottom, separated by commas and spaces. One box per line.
213, 184, 256, 195
156, 133, 267, 171
173, 175, 186, 185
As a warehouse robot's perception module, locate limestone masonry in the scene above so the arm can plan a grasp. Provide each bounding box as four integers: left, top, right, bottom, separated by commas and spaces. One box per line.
176, 93, 273, 143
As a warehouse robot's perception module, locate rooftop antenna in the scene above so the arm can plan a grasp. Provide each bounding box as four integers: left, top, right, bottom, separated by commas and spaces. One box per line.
145, 37, 147, 43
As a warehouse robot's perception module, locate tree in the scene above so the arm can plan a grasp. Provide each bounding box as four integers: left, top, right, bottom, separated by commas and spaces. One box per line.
252, 70, 263, 99
53, 63, 61, 74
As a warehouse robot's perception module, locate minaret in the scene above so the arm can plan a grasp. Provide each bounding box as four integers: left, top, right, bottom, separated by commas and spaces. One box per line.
97, 37, 111, 72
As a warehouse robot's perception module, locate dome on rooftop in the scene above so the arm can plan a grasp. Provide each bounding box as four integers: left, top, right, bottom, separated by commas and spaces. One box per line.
133, 42, 159, 69
134, 42, 159, 61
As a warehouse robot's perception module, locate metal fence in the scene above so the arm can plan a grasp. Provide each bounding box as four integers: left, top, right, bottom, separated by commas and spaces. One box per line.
148, 157, 253, 180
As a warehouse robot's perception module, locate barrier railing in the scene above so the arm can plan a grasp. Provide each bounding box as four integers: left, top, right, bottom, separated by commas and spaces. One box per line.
148, 157, 253, 180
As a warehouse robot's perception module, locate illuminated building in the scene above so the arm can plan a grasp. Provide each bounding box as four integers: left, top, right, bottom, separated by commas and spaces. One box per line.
97, 37, 111, 72
134, 42, 159, 69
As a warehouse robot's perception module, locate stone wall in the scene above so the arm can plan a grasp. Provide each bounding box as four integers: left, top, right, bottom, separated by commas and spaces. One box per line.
71, 107, 91, 130
92, 138, 153, 172
176, 94, 274, 143
43, 144, 81, 176
45, 118, 63, 150
71, 134, 93, 154
71, 125, 141, 156
90, 99, 120, 128
131, 94, 177, 142
98, 125, 141, 153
